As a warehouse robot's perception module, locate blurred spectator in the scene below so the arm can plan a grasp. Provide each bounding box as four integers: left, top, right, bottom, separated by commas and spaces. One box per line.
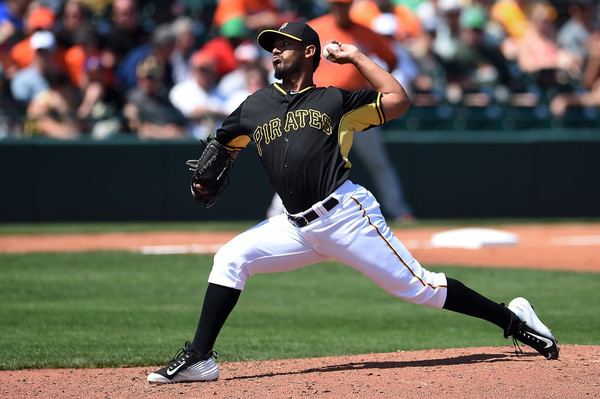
199, 17, 248, 81
123, 55, 186, 139
39, 0, 69, 14
10, 30, 56, 103
9, 6, 58, 70
581, 26, 600, 90
176, 0, 217, 32
506, 3, 579, 93
0, 0, 29, 37
65, 25, 120, 138
459, 5, 513, 92
283, 0, 327, 21
490, 0, 530, 39
350, 0, 422, 42
64, 24, 109, 87
117, 22, 176, 90
310, 0, 414, 222
25, 70, 80, 139
410, 1, 447, 104
1, 0, 599, 138
147, 1, 179, 25
0, 63, 15, 137
557, 0, 596, 64
0, 0, 29, 50
78, 0, 112, 15
432, 2, 512, 103
53, 0, 91, 48
550, 28, 600, 118
170, 16, 198, 84
222, 61, 269, 114
169, 50, 228, 140
430, 0, 464, 101
98, 0, 150, 62
212, 0, 282, 33
310, 0, 397, 89
77, 67, 122, 139
369, 13, 420, 94
0, 0, 32, 135
217, 41, 261, 95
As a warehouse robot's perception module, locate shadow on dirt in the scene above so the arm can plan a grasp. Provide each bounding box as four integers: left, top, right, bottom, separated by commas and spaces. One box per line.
225, 352, 537, 381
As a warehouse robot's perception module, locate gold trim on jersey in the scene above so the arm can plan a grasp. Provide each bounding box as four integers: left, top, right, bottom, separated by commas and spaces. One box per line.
337, 93, 385, 168
375, 92, 385, 124
297, 85, 316, 94
273, 83, 287, 95
225, 136, 251, 151
350, 196, 447, 290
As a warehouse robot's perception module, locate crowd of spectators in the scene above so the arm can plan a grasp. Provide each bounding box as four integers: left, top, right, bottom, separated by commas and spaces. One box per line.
0, 0, 598, 140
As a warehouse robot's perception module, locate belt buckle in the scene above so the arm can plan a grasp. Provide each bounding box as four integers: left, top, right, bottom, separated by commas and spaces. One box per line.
288, 214, 309, 228
299, 215, 309, 226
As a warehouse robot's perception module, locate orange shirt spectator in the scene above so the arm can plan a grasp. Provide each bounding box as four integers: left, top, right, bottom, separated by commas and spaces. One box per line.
199, 37, 239, 80
11, 35, 66, 72
64, 46, 115, 87
10, 37, 35, 69
350, 0, 422, 41
64, 45, 86, 86
10, 7, 56, 69
310, 4, 396, 91
63, 24, 115, 88
213, 0, 278, 29
10, 7, 54, 69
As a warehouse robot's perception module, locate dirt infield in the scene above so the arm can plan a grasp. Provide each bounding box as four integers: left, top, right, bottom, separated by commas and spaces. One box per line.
2, 345, 599, 399
1, 223, 599, 272
2, 222, 599, 398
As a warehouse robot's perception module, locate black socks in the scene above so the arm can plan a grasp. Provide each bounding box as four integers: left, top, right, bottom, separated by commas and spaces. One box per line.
191, 283, 241, 356
190, 278, 513, 357
443, 277, 513, 332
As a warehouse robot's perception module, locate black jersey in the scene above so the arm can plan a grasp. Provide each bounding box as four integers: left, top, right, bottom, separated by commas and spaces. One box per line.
216, 82, 385, 214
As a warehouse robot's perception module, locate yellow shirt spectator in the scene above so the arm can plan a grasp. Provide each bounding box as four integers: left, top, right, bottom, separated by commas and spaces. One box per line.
491, 0, 529, 38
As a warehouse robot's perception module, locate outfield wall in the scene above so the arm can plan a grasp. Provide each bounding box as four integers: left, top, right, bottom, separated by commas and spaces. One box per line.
1, 130, 599, 222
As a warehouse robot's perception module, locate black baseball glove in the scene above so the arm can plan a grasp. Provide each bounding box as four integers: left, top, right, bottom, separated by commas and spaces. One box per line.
186, 138, 234, 208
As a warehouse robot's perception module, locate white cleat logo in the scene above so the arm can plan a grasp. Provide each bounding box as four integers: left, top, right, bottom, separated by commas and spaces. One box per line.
529, 332, 554, 349
166, 362, 185, 376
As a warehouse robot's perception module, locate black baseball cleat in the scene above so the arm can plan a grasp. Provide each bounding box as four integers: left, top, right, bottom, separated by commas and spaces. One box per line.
505, 297, 559, 360
147, 342, 219, 384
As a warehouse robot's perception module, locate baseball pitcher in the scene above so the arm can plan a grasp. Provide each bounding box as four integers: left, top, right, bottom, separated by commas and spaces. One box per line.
148, 22, 558, 384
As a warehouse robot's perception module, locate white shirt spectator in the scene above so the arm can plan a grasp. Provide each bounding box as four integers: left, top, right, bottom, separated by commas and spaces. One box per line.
169, 51, 230, 140
169, 79, 226, 140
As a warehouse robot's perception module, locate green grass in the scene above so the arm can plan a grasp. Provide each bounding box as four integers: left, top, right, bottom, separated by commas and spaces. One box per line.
1, 217, 599, 235
0, 221, 257, 235
0, 252, 598, 370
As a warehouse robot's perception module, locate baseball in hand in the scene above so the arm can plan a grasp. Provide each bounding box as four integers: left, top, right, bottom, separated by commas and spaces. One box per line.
323, 42, 341, 61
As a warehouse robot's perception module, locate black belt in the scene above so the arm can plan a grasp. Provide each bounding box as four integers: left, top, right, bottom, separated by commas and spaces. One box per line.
287, 197, 339, 228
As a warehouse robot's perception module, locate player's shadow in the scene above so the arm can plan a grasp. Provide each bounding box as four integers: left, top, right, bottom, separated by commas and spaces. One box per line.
225, 352, 536, 381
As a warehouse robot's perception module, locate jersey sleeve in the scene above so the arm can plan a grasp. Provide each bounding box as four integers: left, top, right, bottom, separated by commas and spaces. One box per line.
215, 100, 251, 151
340, 88, 385, 132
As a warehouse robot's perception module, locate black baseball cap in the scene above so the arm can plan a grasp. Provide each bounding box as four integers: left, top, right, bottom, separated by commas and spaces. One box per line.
257, 22, 321, 56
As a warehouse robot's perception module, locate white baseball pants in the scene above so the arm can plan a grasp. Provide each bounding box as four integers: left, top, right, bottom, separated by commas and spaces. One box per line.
208, 180, 448, 308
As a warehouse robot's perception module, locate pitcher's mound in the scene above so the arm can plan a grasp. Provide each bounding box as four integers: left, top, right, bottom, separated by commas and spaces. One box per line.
2, 345, 598, 399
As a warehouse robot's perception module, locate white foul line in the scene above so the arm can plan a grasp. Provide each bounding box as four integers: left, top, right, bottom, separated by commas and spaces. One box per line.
140, 244, 223, 255
139, 235, 600, 255
550, 235, 600, 246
